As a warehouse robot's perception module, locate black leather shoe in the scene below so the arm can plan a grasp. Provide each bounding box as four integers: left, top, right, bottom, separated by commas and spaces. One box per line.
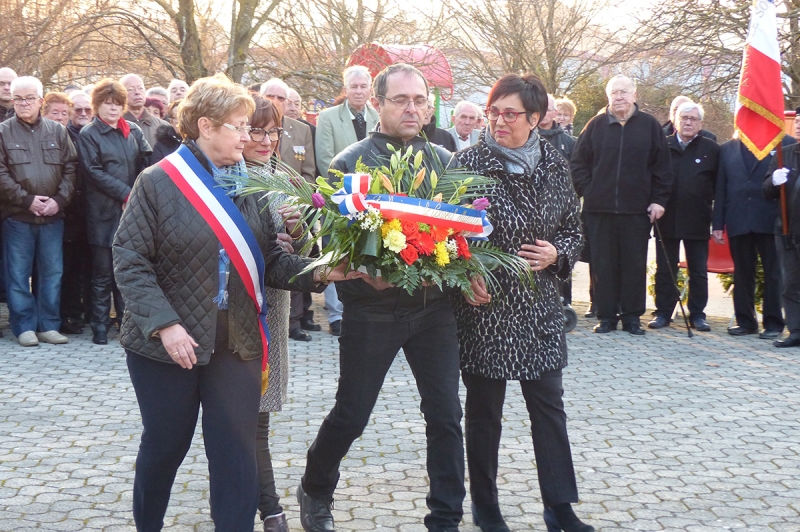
60, 319, 84, 335
289, 328, 312, 342
92, 330, 108, 345
648, 315, 670, 329
758, 329, 781, 340
584, 309, 596, 319
593, 320, 617, 333
472, 503, 510, 532
263, 512, 289, 532
297, 484, 335, 532
728, 326, 757, 336
543, 504, 595, 532
691, 318, 711, 332
774, 333, 800, 347
329, 320, 341, 336
623, 321, 645, 335
301, 318, 322, 331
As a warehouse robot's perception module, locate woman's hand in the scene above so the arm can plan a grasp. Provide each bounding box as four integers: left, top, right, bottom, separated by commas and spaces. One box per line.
159, 323, 199, 369
464, 275, 491, 306
276, 232, 294, 254
519, 239, 558, 271
277, 205, 303, 238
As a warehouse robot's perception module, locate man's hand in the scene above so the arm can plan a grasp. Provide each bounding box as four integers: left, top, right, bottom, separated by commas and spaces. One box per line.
314, 262, 367, 284
40, 198, 59, 217
464, 275, 491, 306
28, 195, 49, 216
159, 323, 199, 369
712, 230, 725, 245
647, 203, 665, 223
361, 275, 394, 291
773, 167, 789, 186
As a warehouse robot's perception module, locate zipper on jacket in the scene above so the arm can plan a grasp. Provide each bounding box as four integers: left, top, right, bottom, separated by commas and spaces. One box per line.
615, 122, 624, 212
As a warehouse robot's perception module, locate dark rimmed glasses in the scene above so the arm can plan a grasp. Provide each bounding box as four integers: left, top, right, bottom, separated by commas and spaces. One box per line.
484, 108, 528, 123
249, 127, 283, 143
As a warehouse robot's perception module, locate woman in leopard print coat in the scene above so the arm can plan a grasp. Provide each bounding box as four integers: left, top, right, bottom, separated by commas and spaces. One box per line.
452, 74, 592, 532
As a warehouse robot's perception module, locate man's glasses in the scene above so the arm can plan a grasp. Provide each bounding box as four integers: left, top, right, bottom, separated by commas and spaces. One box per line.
378, 95, 429, 110
679, 116, 700, 123
484, 108, 528, 123
12, 96, 38, 106
249, 127, 283, 143
74, 108, 92, 115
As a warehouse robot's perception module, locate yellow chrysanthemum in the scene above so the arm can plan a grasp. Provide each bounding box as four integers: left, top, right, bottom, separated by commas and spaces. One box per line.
381, 219, 402, 238
383, 229, 407, 253
435, 241, 450, 266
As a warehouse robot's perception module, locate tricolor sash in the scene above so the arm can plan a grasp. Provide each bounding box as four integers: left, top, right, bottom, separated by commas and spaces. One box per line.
159, 145, 271, 392
331, 173, 493, 238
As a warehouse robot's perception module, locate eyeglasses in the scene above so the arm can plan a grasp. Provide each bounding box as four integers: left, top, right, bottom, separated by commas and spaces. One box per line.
220, 123, 252, 135
12, 96, 39, 106
484, 108, 528, 123
74, 107, 92, 115
378, 95, 429, 110
679, 116, 700, 123
265, 94, 287, 102
249, 127, 283, 143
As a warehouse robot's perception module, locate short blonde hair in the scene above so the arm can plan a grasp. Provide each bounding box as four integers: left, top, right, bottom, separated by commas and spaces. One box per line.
176, 73, 255, 140
555, 97, 576, 117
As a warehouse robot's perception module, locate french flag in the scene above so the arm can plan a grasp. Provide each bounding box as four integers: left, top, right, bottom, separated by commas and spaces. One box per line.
735, 0, 784, 160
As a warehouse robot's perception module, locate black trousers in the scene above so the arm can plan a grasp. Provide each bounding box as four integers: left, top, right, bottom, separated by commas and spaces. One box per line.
90, 245, 124, 332
302, 306, 465, 530
654, 237, 709, 321
256, 411, 282, 520
585, 213, 651, 323
126, 349, 261, 532
462, 370, 578, 509
61, 238, 91, 322
776, 236, 800, 334
728, 233, 784, 332
289, 291, 304, 331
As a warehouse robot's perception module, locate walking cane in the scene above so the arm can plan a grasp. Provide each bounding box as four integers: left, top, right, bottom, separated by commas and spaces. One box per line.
653, 220, 693, 338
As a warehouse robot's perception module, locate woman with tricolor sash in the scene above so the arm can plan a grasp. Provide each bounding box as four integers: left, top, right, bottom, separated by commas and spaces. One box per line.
112, 73, 362, 532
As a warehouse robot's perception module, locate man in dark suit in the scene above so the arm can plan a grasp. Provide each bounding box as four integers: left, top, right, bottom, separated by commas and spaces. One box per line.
650, 102, 719, 331
712, 134, 796, 338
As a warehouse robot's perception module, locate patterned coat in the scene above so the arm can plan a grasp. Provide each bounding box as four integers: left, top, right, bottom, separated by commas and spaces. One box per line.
453, 133, 583, 380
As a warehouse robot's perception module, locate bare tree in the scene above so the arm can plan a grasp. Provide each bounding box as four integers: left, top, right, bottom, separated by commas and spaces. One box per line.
432, 0, 630, 97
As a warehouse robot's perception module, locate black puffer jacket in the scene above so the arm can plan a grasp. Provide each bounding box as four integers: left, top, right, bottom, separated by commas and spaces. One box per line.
113, 141, 322, 365
78, 117, 151, 246
150, 124, 181, 163
329, 131, 457, 321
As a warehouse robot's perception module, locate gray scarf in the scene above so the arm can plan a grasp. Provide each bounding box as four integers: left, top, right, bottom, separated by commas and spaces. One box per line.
485, 128, 541, 175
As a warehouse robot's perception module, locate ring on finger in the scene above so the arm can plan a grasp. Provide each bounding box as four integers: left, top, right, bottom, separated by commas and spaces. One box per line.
533, 260, 539, 267
172, 351, 179, 356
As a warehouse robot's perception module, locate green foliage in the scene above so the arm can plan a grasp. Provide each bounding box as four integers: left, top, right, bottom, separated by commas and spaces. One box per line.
565, 74, 608, 135
718, 256, 764, 314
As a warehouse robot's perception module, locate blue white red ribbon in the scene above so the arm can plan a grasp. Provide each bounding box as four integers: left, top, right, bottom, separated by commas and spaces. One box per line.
332, 173, 493, 238
159, 145, 271, 388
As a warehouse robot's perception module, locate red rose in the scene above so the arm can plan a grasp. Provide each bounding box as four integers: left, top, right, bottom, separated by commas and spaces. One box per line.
430, 225, 449, 242
401, 220, 420, 239
399, 244, 419, 265
455, 234, 471, 259
412, 231, 436, 255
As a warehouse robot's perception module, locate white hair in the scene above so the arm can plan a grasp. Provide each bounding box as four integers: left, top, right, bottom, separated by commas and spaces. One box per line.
10, 76, 43, 98
453, 100, 480, 117
260, 78, 289, 98
69, 91, 90, 104
146, 87, 168, 99
605, 74, 636, 96
343, 65, 372, 87
168, 79, 189, 92
676, 101, 705, 121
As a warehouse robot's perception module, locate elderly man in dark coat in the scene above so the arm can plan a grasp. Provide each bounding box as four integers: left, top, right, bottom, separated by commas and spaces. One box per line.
649, 102, 719, 331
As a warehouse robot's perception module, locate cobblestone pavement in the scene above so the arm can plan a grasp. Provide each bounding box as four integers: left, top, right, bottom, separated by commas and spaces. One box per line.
1, 298, 799, 531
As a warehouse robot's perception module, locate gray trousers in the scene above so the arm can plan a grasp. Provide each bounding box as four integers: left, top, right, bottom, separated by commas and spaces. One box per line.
776, 236, 800, 333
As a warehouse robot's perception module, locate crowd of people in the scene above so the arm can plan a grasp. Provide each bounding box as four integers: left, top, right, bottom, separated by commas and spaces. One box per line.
1, 57, 799, 532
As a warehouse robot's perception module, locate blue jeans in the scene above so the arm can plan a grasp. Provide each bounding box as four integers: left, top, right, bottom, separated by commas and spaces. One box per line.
2, 218, 64, 336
